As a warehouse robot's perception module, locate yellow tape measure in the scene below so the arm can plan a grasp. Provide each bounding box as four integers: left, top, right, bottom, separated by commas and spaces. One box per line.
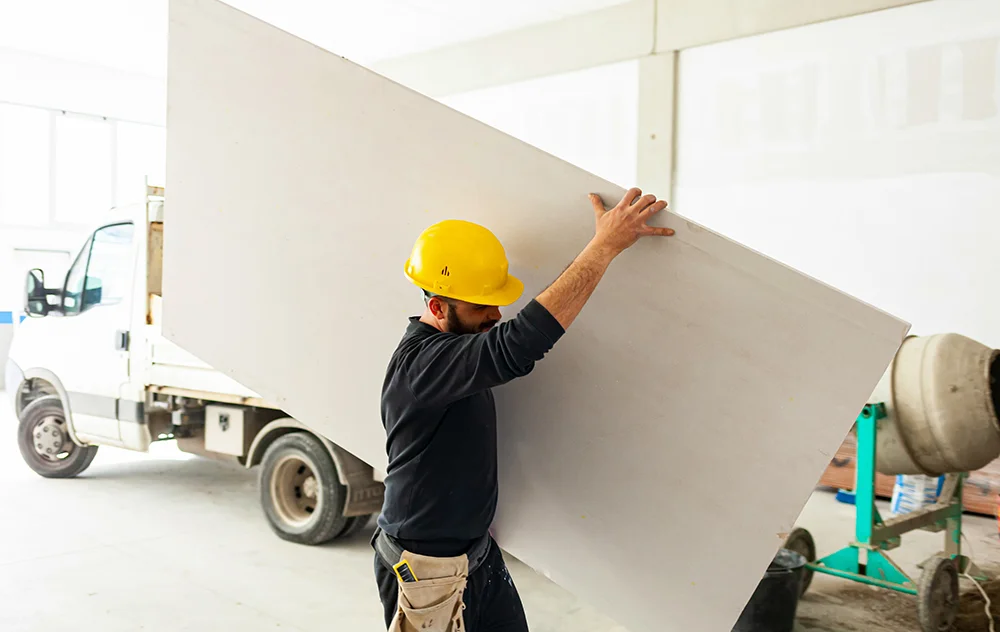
393, 559, 418, 583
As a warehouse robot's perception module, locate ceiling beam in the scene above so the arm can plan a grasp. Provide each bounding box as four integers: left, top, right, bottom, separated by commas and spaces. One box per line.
371, 0, 654, 98
655, 0, 931, 51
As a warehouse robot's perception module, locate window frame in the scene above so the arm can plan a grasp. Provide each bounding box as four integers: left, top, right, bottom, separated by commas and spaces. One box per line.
61, 221, 135, 316
61, 236, 93, 316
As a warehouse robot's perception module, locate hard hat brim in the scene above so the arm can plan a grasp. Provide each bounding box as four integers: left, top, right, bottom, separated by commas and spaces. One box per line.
405, 265, 525, 307
474, 275, 524, 307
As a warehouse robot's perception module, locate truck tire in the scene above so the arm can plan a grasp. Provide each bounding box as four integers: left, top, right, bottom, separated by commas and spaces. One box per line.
337, 514, 374, 539
259, 432, 348, 545
17, 396, 98, 478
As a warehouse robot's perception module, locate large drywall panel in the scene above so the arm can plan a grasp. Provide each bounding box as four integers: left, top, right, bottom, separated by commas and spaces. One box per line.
675, 0, 1000, 348
165, 1, 908, 629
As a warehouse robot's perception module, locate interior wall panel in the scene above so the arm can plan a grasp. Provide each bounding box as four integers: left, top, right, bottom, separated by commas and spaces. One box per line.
439, 60, 640, 188
675, 0, 1000, 347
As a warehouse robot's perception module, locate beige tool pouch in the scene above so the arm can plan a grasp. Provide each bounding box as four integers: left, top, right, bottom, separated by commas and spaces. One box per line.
388, 550, 469, 632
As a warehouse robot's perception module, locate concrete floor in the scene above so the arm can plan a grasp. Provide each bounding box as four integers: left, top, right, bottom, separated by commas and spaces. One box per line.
3, 390, 1000, 631
0, 392, 626, 632
794, 488, 1000, 632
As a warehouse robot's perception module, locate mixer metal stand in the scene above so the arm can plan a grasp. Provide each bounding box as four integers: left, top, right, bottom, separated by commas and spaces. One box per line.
783, 403, 991, 632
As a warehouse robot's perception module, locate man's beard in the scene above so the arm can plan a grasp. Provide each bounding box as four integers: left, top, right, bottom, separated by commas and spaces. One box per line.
446, 309, 499, 335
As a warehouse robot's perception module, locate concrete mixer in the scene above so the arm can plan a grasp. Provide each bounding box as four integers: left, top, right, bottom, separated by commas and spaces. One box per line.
875, 333, 1000, 476
784, 334, 1000, 632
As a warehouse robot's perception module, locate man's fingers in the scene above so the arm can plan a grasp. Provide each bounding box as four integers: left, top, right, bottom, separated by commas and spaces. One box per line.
640, 199, 669, 216
619, 188, 642, 208
642, 225, 675, 237
589, 193, 607, 219
630, 194, 657, 213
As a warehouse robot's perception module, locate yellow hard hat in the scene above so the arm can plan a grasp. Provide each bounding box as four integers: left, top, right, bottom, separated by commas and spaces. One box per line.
404, 220, 524, 306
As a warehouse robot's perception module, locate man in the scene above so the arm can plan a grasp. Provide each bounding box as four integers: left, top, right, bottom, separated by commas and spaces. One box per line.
373, 189, 673, 632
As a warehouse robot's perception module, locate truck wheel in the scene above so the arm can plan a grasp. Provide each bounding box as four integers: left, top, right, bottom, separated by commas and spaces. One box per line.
259, 433, 348, 545
337, 514, 374, 539
17, 396, 98, 478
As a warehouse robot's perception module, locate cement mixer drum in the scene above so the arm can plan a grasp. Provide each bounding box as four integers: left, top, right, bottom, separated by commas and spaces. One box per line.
872, 333, 1000, 476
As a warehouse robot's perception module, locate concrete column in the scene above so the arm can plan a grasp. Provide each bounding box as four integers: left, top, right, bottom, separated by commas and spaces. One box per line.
636, 52, 677, 200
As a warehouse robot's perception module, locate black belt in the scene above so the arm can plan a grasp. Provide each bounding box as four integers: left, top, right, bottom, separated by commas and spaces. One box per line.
372, 527, 492, 575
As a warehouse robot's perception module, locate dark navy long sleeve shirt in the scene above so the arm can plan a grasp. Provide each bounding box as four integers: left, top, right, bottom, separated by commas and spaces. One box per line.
377, 299, 565, 555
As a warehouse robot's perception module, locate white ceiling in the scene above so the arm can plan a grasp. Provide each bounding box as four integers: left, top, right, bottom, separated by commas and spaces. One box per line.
0, 0, 630, 77
0, 0, 168, 75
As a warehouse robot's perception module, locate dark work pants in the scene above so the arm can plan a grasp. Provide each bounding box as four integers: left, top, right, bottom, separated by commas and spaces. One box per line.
374, 539, 529, 632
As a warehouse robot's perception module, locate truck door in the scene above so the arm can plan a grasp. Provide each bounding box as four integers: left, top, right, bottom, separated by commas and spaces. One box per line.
46, 222, 137, 442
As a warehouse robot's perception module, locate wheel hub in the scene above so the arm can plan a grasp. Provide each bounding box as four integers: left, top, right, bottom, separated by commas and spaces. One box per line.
302, 476, 318, 499
33, 417, 67, 460
270, 454, 321, 528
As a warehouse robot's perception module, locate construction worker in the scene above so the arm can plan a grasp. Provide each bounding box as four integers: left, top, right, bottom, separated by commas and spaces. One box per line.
373, 189, 673, 632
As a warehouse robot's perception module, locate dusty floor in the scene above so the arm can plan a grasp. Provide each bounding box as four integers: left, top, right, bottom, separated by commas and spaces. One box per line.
0, 392, 627, 632
793, 487, 1000, 632
3, 390, 1000, 631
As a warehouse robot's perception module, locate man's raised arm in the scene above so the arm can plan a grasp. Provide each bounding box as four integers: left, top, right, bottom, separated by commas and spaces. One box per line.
537, 188, 673, 330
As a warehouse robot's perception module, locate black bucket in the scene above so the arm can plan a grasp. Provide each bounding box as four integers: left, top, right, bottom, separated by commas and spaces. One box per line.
732, 548, 806, 632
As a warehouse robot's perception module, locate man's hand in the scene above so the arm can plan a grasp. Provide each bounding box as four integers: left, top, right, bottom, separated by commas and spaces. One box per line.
589, 188, 673, 259
536, 188, 674, 330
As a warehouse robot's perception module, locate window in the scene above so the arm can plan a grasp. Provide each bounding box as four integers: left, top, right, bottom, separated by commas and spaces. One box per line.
115, 122, 166, 205
85, 223, 135, 307
62, 223, 134, 315
0, 104, 164, 227
0, 104, 51, 225
54, 114, 114, 224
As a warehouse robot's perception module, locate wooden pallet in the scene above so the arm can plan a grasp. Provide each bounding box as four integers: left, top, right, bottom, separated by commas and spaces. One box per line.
818, 433, 1000, 518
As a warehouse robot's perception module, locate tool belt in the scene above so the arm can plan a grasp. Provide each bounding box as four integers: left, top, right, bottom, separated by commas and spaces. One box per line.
373, 528, 491, 632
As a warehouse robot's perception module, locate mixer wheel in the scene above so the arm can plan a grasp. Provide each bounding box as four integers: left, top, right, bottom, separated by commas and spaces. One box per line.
784, 527, 816, 596
918, 556, 959, 632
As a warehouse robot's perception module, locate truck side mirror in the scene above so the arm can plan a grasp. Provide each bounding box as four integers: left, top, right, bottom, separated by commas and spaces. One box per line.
24, 268, 50, 317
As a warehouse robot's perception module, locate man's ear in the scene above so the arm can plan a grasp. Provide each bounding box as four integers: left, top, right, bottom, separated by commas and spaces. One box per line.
428, 296, 447, 319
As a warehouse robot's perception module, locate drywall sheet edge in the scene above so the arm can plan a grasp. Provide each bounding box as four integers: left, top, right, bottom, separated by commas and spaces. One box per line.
164, 1, 909, 629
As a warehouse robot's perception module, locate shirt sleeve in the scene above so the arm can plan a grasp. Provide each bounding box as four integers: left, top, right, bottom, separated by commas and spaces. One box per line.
404, 300, 565, 407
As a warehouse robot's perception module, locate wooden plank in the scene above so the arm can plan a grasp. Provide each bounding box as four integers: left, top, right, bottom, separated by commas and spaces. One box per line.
146, 222, 163, 296
164, 1, 909, 629
818, 436, 1000, 518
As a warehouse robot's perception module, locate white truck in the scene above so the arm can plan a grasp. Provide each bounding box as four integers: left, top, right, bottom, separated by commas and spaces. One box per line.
5, 185, 384, 545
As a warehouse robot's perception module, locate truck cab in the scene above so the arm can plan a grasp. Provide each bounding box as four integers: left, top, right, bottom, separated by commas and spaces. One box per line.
6, 186, 383, 545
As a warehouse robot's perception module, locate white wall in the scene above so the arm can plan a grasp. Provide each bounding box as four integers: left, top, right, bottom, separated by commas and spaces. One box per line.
0, 102, 165, 299
0, 48, 166, 125
439, 60, 641, 187
674, 0, 1000, 346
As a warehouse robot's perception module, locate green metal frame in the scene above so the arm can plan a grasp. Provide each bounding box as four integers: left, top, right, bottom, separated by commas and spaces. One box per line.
809, 403, 986, 593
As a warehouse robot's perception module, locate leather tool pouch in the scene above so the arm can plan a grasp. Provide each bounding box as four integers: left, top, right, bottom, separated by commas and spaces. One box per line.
388, 550, 469, 632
